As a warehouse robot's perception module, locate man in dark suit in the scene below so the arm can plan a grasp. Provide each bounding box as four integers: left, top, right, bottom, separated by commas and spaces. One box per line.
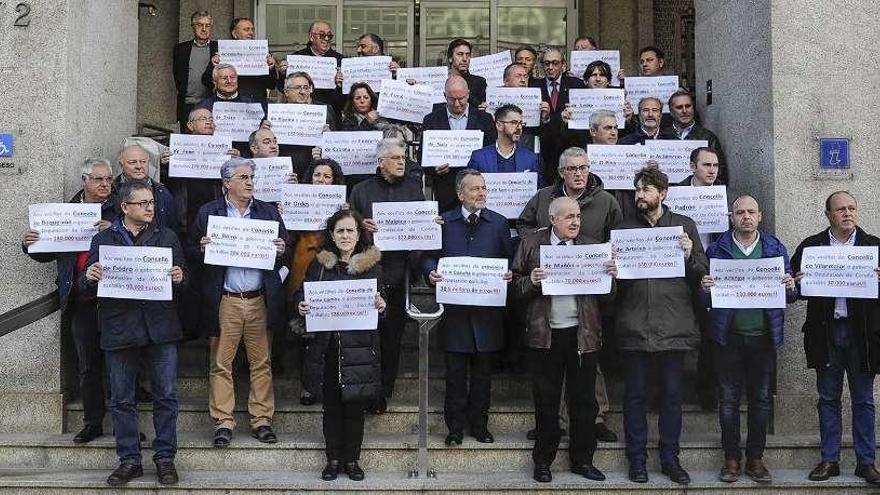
281, 20, 346, 116
447, 39, 487, 108
422, 75, 496, 213
424, 169, 514, 446
529, 47, 585, 182
172, 11, 218, 129
201, 17, 280, 105
467, 104, 544, 187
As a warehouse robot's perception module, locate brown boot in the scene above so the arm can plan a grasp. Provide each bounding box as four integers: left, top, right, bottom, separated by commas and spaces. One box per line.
745, 458, 772, 483
719, 458, 740, 483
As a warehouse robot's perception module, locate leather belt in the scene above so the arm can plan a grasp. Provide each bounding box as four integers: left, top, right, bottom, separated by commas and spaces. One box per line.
222, 290, 264, 299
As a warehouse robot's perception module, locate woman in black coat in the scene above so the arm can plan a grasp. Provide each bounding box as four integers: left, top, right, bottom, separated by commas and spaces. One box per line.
294, 208, 386, 481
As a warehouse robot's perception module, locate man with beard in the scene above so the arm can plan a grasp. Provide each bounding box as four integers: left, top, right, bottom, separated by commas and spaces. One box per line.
619, 97, 673, 144
467, 104, 544, 187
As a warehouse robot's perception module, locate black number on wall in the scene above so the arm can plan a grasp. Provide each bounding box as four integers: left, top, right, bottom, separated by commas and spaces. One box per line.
14, 2, 31, 27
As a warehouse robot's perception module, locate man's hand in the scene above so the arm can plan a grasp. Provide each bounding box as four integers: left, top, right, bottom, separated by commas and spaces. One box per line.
436, 164, 451, 176
199, 236, 211, 253
260, 120, 273, 130
561, 104, 573, 123
781, 273, 795, 290
604, 259, 618, 278
624, 101, 634, 122
335, 69, 344, 88
298, 301, 310, 316
311, 147, 322, 161
701, 275, 715, 293
679, 233, 693, 260
374, 293, 387, 312
169, 266, 184, 284
21, 229, 39, 247
277, 60, 289, 76
477, 102, 488, 112
273, 238, 286, 256
266, 54, 276, 69
364, 218, 378, 233
389, 60, 400, 75
428, 270, 442, 285
85, 262, 103, 283
95, 220, 112, 232
503, 270, 513, 282
227, 148, 241, 157
365, 110, 380, 124
160, 151, 171, 165
793, 271, 805, 284
211, 53, 221, 66
540, 101, 551, 123
530, 267, 546, 287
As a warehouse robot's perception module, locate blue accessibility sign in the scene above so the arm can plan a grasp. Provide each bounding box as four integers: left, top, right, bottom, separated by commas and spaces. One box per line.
0, 134, 12, 158
818, 137, 849, 170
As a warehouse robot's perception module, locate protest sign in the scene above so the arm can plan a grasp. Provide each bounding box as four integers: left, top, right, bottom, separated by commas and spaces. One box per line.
483, 172, 538, 219
279, 184, 346, 231
373, 201, 442, 251
251, 157, 292, 203
97, 245, 172, 301
218, 39, 268, 76
469, 51, 512, 88
421, 130, 484, 168
800, 246, 879, 299
624, 75, 680, 113
611, 226, 685, 279
341, 56, 392, 94
204, 215, 279, 270
213, 102, 265, 142
377, 79, 435, 123
395, 66, 448, 103
664, 186, 729, 234
570, 50, 621, 86
268, 103, 327, 146
304, 278, 378, 331
540, 243, 613, 295
286, 54, 338, 89
28, 203, 101, 253
567, 88, 626, 129
321, 131, 382, 175
586, 144, 650, 190
645, 139, 709, 183
485, 87, 542, 127
436, 257, 508, 306
168, 133, 231, 179
710, 257, 787, 309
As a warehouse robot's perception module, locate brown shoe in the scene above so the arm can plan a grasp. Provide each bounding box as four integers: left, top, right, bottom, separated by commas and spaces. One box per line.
719, 458, 740, 483
745, 458, 772, 483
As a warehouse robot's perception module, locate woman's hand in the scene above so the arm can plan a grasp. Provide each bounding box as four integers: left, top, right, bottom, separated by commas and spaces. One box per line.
374, 293, 387, 313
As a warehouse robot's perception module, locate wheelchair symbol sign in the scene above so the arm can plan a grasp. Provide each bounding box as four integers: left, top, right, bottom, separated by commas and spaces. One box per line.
0, 134, 12, 158
819, 138, 849, 170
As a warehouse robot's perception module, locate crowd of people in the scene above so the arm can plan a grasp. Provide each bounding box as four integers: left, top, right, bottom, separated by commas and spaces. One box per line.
19, 11, 880, 489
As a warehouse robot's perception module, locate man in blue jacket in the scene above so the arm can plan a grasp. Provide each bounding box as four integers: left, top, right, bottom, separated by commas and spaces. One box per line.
467, 104, 544, 188
423, 169, 514, 446
700, 195, 796, 484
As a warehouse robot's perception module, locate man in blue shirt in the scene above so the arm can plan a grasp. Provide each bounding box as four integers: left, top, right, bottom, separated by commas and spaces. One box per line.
467, 104, 544, 188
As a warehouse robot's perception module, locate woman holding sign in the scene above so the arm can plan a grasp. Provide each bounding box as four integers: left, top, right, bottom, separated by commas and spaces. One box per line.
294, 209, 386, 481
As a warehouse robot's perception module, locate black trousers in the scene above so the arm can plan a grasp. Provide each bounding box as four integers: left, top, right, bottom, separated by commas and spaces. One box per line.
322, 341, 368, 462
444, 351, 495, 433
380, 288, 406, 398
71, 302, 106, 428
531, 327, 598, 467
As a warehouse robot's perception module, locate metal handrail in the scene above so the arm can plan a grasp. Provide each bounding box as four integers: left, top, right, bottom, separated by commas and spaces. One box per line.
0, 291, 59, 339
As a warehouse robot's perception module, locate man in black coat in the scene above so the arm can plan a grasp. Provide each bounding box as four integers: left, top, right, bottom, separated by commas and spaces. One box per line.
447, 38, 487, 108
172, 11, 217, 129
422, 75, 496, 213
200, 17, 281, 104
282, 20, 346, 116
618, 96, 675, 145
662, 90, 729, 184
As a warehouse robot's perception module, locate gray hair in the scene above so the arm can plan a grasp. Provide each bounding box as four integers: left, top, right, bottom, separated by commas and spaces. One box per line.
548, 196, 578, 219
557, 146, 588, 173
117, 143, 149, 164
220, 158, 256, 180
212, 63, 237, 81
81, 158, 113, 179
589, 110, 617, 130
382, 124, 407, 141
455, 168, 483, 194
637, 96, 662, 111
190, 11, 211, 23
541, 46, 565, 63
375, 137, 404, 159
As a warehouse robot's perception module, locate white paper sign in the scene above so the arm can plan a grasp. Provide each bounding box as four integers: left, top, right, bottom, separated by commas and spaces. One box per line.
436, 257, 508, 306
373, 201, 442, 251
570, 50, 621, 86
267, 103, 327, 146
664, 186, 729, 234
341, 56, 392, 94
168, 133, 232, 179
395, 66, 448, 103
710, 257, 787, 309
611, 226, 686, 279
213, 102, 265, 142
469, 51, 512, 88
421, 130, 484, 168
204, 215, 279, 270
540, 243, 613, 295
278, 184, 347, 231
485, 87, 542, 127
624, 75, 680, 113
305, 278, 378, 331
97, 246, 172, 301
28, 203, 101, 253
286, 54, 338, 90
567, 88, 626, 129
251, 157, 292, 203
377, 79, 436, 123
586, 144, 650, 190
218, 39, 269, 76
321, 131, 382, 175
483, 172, 538, 219
800, 246, 879, 299
645, 139, 709, 184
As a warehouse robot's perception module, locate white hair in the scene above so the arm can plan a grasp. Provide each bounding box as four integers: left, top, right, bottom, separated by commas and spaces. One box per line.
80, 158, 113, 179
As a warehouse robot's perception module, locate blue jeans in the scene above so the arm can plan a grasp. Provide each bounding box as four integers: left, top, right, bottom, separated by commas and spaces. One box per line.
714, 334, 774, 461
106, 342, 179, 465
816, 320, 876, 465
623, 350, 684, 466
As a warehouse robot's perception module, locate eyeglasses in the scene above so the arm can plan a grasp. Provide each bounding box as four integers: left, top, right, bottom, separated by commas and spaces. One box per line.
231, 174, 256, 181
498, 120, 524, 127
379, 155, 405, 162
285, 85, 311, 91
542, 60, 563, 66
85, 175, 113, 183
189, 117, 214, 123
563, 165, 588, 174
313, 32, 334, 41
124, 200, 156, 208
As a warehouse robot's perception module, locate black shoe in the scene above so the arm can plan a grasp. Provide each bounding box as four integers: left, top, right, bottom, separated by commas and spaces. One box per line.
471, 429, 494, 444
595, 422, 618, 443
854, 464, 880, 484
212, 427, 232, 448
155, 460, 179, 485
533, 464, 552, 483
321, 460, 340, 481
344, 461, 365, 481
661, 460, 691, 485
571, 464, 606, 481
445, 431, 463, 447
106, 463, 143, 486
628, 463, 648, 483
73, 425, 103, 444
251, 425, 278, 443
808, 461, 840, 481
135, 386, 153, 403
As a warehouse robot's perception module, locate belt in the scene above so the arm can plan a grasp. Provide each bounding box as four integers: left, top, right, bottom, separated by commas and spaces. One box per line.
222, 289, 264, 299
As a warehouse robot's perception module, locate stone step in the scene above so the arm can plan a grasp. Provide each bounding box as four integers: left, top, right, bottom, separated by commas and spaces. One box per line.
0, 467, 875, 494
0, 432, 862, 473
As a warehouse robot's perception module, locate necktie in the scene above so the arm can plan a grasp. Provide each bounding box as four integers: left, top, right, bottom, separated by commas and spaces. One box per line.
557, 240, 566, 246
468, 212, 478, 227
550, 81, 559, 111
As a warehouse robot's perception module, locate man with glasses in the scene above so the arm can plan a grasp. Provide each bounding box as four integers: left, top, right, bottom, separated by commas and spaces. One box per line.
173, 11, 218, 129
112, 144, 178, 231
467, 104, 544, 187
271, 71, 337, 177
202, 17, 281, 104
286, 20, 346, 116
502, 62, 549, 154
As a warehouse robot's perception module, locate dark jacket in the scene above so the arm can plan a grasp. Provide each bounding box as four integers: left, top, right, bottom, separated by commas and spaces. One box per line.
172, 39, 219, 122
462, 72, 488, 108
530, 75, 586, 174
78, 219, 187, 351
791, 227, 880, 373
662, 121, 728, 184
517, 173, 622, 243
422, 208, 514, 353
512, 228, 604, 353
111, 176, 178, 232
195, 93, 262, 113
618, 125, 675, 145
467, 144, 545, 188
296, 248, 383, 402
289, 45, 346, 115
348, 172, 425, 286
704, 230, 795, 348
200, 43, 278, 104
614, 206, 708, 352
187, 197, 292, 337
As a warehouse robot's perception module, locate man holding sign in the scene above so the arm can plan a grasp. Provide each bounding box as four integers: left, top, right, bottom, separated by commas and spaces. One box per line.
467, 104, 545, 187
79, 180, 187, 486
791, 191, 880, 485
203, 17, 280, 104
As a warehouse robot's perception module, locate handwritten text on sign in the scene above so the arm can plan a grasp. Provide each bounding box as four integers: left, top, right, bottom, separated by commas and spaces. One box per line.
279, 184, 346, 231
341, 56, 392, 94
305, 278, 378, 331
540, 243, 613, 295
483, 172, 538, 219
168, 133, 231, 179
436, 257, 508, 307
624, 75, 680, 113
252, 157, 293, 203
645, 139, 709, 184
321, 131, 382, 175
710, 257, 787, 309
664, 186, 729, 234
268, 103, 327, 146
373, 201, 442, 251
204, 215, 279, 270
213, 102, 265, 142
377, 79, 435, 123
611, 226, 685, 279
469, 51, 512, 88
568, 88, 626, 129
421, 130, 484, 168
586, 144, 650, 190
570, 50, 621, 86
28, 203, 100, 253
286, 55, 337, 89
97, 246, 172, 301
218, 39, 268, 76
800, 246, 879, 299
485, 87, 542, 127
